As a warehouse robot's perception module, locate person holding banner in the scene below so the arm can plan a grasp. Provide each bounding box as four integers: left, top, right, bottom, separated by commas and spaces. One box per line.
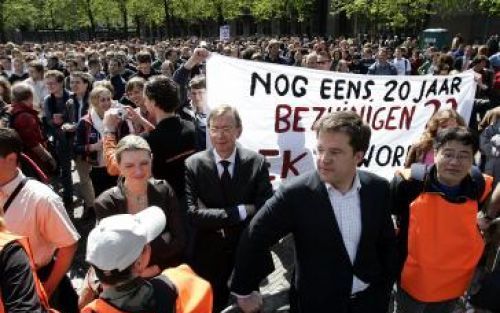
264, 40, 290, 65
230, 111, 397, 313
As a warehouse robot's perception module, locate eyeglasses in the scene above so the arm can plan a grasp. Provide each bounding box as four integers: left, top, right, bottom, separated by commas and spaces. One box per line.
209, 126, 234, 134
440, 152, 472, 164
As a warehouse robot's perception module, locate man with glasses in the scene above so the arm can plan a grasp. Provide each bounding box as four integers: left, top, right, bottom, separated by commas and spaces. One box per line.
390, 126, 494, 313
185, 105, 273, 312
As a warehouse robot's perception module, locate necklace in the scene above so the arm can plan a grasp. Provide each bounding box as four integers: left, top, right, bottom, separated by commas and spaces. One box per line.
124, 185, 148, 206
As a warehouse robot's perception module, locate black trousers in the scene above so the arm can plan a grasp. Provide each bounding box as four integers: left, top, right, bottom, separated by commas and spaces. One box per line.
90, 166, 117, 198
37, 259, 79, 313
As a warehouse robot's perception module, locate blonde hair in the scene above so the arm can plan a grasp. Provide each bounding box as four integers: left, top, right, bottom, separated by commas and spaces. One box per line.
89, 86, 112, 110
115, 135, 151, 163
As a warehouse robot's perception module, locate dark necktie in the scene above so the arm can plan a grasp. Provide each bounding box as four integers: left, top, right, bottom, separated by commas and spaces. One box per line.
220, 160, 232, 195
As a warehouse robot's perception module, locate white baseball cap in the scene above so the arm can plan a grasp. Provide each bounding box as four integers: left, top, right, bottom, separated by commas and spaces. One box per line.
86, 206, 166, 272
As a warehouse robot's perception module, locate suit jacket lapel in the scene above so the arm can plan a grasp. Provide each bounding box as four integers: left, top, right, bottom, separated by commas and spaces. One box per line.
354, 172, 372, 265
232, 148, 242, 188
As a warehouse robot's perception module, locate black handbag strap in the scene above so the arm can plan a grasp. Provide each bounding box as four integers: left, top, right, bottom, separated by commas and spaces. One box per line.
2, 177, 28, 213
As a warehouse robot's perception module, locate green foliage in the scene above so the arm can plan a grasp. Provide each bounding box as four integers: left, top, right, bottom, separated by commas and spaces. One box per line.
330, 0, 499, 30
478, 0, 500, 15
1, 0, 497, 33
248, 0, 314, 21
2, 0, 38, 29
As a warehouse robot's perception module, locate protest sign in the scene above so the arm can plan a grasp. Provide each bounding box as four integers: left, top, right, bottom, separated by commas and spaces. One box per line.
219, 25, 230, 42
206, 54, 477, 182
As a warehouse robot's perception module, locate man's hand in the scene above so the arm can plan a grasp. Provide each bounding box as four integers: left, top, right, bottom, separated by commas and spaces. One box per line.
184, 48, 210, 70
236, 291, 263, 313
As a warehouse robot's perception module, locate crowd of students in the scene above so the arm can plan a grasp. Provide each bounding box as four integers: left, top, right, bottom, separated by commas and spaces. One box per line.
0, 33, 499, 313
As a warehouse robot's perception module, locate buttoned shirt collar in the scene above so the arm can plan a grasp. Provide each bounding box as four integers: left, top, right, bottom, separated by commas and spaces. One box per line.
213, 147, 237, 178
213, 147, 237, 166
324, 172, 361, 196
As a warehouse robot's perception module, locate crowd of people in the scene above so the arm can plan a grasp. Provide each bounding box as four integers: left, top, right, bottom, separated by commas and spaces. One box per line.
0, 33, 499, 313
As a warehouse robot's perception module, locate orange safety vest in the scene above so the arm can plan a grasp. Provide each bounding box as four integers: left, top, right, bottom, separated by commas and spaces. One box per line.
401, 174, 493, 302
0, 231, 55, 313
82, 264, 213, 313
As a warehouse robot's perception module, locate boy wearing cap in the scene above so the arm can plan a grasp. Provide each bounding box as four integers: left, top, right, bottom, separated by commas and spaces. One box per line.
82, 206, 212, 313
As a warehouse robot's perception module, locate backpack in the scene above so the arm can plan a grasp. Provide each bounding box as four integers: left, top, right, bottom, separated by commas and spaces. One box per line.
1, 108, 52, 184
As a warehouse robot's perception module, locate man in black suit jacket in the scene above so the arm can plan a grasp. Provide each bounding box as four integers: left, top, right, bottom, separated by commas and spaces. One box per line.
185, 105, 273, 312
230, 111, 397, 313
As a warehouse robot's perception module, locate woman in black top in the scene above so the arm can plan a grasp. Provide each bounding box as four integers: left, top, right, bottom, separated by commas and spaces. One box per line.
93, 135, 186, 274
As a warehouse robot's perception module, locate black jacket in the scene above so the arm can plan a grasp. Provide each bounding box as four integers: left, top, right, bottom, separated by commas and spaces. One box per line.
230, 170, 397, 313
94, 178, 186, 269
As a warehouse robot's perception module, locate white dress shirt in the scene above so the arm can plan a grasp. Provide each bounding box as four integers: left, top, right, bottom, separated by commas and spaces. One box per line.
325, 173, 369, 294
213, 147, 247, 220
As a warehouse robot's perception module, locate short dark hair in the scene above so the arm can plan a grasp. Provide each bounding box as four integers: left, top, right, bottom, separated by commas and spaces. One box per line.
109, 57, 123, 67
28, 60, 44, 74
125, 77, 146, 93
0, 128, 22, 159
136, 51, 152, 64
45, 70, 65, 83
11, 83, 34, 103
87, 58, 100, 68
92, 265, 134, 286
144, 75, 179, 113
71, 71, 92, 85
189, 75, 206, 90
314, 111, 371, 153
433, 126, 478, 153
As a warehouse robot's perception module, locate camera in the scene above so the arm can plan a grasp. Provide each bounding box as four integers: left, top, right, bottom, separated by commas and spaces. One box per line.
110, 107, 127, 120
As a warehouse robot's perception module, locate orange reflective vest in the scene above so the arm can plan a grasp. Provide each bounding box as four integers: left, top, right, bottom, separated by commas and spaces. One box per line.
82, 264, 213, 313
401, 174, 493, 302
0, 231, 55, 313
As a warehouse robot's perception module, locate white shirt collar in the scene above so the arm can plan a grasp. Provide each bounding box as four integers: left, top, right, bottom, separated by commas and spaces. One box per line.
213, 147, 237, 165
325, 171, 361, 196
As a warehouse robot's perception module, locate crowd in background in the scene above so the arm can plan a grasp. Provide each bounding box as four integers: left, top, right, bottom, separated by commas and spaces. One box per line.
0, 32, 499, 313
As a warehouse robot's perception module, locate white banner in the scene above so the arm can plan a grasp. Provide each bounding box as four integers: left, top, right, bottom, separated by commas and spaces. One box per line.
206, 54, 477, 182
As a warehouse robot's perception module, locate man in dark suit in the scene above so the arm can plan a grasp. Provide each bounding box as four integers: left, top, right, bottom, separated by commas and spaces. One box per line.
185, 105, 273, 312
230, 111, 397, 313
